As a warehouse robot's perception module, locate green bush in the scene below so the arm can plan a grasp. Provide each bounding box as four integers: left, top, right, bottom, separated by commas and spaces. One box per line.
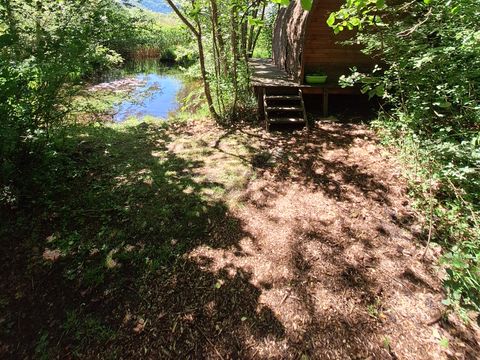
330, 0, 480, 316
0, 0, 131, 198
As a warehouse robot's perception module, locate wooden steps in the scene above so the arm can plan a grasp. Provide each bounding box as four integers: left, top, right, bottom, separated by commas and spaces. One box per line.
267, 106, 303, 111
262, 89, 308, 131
265, 95, 301, 101
269, 117, 305, 124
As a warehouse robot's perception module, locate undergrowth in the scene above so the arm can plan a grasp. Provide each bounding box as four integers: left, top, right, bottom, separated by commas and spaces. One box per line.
373, 114, 480, 319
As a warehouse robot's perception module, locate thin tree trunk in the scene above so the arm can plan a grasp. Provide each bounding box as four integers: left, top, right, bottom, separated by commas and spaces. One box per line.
35, 0, 43, 58
196, 21, 220, 121
249, 1, 266, 56
210, 0, 227, 75
210, 17, 225, 116
209, 1, 226, 115
164, 0, 219, 121
230, 4, 240, 120
247, 2, 260, 55
240, 20, 248, 62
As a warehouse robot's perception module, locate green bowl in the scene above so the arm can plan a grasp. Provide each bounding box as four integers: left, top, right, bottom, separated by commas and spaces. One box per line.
305, 75, 328, 84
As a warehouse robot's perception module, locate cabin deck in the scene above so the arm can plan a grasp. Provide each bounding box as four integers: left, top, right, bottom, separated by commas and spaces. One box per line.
249, 58, 361, 118
249, 58, 360, 92
249, 58, 298, 87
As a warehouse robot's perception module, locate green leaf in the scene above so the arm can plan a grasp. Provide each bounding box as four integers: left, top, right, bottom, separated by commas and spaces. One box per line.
439, 337, 449, 349
438, 101, 452, 109
375, 85, 385, 97
301, 0, 313, 11
271, 0, 290, 6
376, 0, 385, 9
350, 17, 361, 26
326, 13, 336, 27
248, 16, 265, 27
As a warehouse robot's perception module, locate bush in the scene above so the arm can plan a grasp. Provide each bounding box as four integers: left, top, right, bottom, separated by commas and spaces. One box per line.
330, 0, 480, 316
0, 0, 131, 201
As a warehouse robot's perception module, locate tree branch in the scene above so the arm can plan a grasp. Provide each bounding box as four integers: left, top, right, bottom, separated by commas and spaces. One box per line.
164, 0, 199, 38
397, 8, 432, 38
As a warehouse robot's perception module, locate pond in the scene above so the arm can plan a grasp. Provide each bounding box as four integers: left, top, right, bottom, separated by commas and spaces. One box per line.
113, 73, 183, 122
95, 59, 185, 122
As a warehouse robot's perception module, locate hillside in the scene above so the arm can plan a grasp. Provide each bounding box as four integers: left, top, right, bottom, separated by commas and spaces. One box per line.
126, 0, 172, 13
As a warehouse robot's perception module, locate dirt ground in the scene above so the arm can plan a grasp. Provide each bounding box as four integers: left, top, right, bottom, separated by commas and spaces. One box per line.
145, 119, 480, 359
2, 118, 480, 359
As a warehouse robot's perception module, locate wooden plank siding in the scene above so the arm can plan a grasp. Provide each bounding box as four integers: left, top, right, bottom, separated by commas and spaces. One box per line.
301, 0, 373, 83
256, 0, 373, 119
272, 0, 373, 85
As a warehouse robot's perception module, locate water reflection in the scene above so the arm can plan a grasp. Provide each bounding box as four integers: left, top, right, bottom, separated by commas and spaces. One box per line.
101, 59, 184, 122
113, 73, 183, 122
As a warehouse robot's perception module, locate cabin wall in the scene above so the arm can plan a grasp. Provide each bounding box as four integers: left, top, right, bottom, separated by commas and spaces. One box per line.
302, 0, 373, 82
272, 1, 309, 82
272, 0, 373, 84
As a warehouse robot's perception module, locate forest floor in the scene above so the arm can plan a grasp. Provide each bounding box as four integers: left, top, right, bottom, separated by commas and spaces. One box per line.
1, 118, 480, 359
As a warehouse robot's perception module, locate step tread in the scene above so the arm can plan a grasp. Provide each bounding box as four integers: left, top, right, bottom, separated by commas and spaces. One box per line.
267, 106, 303, 111
268, 117, 306, 124
265, 95, 301, 100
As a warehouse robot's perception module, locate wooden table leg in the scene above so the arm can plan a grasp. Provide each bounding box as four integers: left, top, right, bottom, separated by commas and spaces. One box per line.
323, 90, 329, 117
256, 87, 264, 121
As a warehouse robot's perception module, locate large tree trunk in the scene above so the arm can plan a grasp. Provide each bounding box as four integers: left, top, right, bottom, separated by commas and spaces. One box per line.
272, 1, 309, 82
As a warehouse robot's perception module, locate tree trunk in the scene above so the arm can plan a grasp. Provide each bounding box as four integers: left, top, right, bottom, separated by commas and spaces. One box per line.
230, 4, 240, 119
164, 0, 219, 121
195, 19, 220, 121
248, 1, 267, 56
210, 0, 227, 75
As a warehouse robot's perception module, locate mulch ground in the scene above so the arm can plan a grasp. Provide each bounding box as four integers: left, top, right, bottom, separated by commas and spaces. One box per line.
2, 118, 480, 359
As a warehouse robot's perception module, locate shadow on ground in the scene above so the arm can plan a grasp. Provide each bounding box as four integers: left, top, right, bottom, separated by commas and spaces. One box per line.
0, 122, 282, 358
1, 119, 479, 359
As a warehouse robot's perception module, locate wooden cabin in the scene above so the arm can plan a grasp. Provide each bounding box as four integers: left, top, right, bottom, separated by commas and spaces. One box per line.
250, 0, 374, 129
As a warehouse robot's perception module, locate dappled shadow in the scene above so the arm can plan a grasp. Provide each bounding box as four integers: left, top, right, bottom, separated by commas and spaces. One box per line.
207, 119, 480, 358
0, 122, 283, 358
2, 118, 480, 359
220, 122, 392, 206
118, 264, 286, 358
272, 220, 385, 358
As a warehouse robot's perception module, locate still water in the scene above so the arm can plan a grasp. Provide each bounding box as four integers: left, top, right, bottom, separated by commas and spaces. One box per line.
101, 59, 184, 122
113, 73, 183, 122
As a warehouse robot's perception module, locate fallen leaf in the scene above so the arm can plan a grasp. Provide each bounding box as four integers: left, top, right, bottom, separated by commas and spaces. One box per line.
133, 318, 145, 333
42, 249, 62, 262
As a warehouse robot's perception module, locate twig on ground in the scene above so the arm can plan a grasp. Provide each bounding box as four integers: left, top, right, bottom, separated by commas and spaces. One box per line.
195, 324, 225, 360
422, 165, 434, 259
279, 289, 291, 306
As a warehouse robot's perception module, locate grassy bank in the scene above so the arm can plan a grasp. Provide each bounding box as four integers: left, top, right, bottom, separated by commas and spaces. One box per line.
0, 119, 254, 357
112, 9, 195, 64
